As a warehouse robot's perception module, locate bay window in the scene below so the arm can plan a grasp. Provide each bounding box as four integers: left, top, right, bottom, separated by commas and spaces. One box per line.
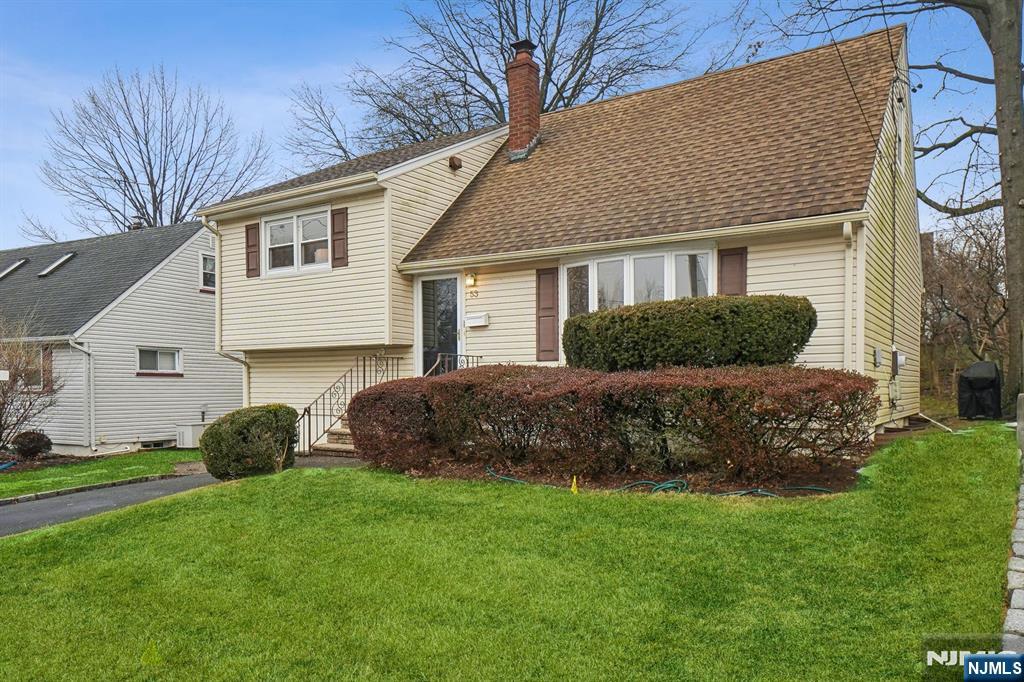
563, 248, 712, 317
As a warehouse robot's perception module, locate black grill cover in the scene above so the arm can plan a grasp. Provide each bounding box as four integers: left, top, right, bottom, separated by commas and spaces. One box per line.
957, 361, 1002, 419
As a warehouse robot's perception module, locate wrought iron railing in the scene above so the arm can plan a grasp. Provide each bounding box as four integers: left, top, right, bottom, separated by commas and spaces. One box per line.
425, 353, 483, 376
296, 355, 401, 453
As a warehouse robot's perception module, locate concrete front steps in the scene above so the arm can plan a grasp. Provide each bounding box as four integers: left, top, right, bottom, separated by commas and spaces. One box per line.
309, 420, 357, 457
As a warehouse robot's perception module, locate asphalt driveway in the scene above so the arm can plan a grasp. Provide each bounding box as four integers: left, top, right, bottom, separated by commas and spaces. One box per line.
0, 473, 217, 537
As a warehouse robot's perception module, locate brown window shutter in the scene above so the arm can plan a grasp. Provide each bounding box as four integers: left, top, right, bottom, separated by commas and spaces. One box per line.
718, 247, 747, 295
244, 223, 260, 278
536, 268, 559, 361
331, 208, 348, 268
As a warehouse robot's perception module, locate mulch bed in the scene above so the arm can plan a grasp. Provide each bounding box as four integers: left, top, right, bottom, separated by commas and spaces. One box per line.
0, 454, 83, 474
397, 453, 868, 497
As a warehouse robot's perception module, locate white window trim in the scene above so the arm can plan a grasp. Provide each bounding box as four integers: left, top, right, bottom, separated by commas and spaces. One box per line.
260, 205, 332, 278
26, 346, 45, 390
136, 347, 183, 375
199, 252, 216, 291
413, 272, 464, 376
558, 245, 717, 359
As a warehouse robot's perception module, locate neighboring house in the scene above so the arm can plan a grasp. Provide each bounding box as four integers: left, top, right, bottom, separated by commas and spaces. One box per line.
200, 27, 921, 452
0, 223, 243, 455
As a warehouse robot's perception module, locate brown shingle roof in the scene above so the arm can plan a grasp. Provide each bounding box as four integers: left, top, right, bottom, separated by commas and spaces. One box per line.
404, 27, 902, 264
218, 125, 504, 205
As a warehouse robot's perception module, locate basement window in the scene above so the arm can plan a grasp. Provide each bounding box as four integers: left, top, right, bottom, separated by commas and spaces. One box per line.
38, 252, 75, 276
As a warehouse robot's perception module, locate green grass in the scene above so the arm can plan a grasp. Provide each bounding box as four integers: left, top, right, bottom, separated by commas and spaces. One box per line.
0, 427, 1018, 680
0, 449, 201, 498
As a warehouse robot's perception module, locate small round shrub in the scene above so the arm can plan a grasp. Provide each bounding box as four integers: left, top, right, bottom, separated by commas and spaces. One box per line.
199, 404, 298, 480
562, 295, 817, 371
10, 431, 52, 459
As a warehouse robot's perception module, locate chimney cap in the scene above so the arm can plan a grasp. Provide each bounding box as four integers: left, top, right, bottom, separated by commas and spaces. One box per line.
510, 39, 537, 56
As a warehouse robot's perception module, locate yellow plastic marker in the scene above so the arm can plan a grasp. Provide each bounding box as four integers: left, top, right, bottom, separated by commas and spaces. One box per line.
571, 476, 578, 495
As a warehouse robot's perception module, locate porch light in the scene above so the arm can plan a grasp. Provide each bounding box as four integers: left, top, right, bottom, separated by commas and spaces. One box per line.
465, 272, 477, 287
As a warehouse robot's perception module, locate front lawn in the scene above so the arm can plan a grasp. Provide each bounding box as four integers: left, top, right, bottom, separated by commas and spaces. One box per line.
0, 427, 1017, 679
0, 449, 201, 499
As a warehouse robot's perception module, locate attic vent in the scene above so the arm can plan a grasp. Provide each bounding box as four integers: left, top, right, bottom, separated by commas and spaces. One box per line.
0, 258, 27, 280
38, 252, 75, 277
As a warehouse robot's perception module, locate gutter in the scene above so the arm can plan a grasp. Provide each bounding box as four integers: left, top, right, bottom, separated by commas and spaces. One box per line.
199, 173, 378, 219
397, 210, 870, 273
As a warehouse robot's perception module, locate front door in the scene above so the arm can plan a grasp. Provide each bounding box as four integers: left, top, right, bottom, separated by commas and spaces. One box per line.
421, 276, 459, 374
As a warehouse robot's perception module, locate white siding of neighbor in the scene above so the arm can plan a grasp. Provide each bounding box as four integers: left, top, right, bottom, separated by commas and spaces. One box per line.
383, 135, 505, 346
29, 343, 88, 449
219, 191, 388, 351
78, 231, 243, 445
246, 347, 414, 413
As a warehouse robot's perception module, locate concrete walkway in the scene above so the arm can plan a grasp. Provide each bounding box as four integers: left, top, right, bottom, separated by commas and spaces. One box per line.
0, 474, 217, 538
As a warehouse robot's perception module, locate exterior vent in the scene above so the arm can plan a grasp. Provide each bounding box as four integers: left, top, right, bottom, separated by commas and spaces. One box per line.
38, 252, 75, 277
0, 258, 27, 280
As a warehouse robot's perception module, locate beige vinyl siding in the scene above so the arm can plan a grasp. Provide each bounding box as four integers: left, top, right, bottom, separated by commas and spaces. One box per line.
860, 46, 922, 424
384, 136, 505, 345
462, 263, 556, 364
246, 347, 414, 412
30, 344, 89, 449
732, 229, 849, 369
219, 190, 388, 351
79, 232, 243, 445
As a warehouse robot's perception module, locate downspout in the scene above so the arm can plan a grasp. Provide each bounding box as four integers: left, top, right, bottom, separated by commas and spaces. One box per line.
67, 339, 95, 451
201, 216, 251, 406
842, 221, 854, 370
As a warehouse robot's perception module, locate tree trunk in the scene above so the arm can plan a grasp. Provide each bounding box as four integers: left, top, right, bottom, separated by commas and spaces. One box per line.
973, 0, 1024, 408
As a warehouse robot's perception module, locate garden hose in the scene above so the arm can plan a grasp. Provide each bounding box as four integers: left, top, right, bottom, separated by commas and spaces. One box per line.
0, 461, 14, 472
484, 464, 527, 484
716, 488, 780, 498
781, 485, 834, 494
484, 465, 830, 498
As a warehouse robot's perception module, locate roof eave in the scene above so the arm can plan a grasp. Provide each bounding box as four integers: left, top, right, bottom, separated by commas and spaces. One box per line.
199, 172, 380, 220
397, 209, 869, 273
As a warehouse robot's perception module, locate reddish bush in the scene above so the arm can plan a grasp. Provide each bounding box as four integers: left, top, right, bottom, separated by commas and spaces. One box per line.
347, 365, 878, 481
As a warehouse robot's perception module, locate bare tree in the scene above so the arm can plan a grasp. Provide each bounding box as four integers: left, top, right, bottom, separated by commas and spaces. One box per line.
39, 66, 271, 235
0, 317, 63, 449
778, 0, 1023, 402
18, 213, 65, 244
286, 0, 762, 161
923, 215, 1008, 366
282, 83, 358, 170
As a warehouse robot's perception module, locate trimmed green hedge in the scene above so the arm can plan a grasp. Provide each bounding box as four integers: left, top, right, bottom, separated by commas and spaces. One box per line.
199, 404, 298, 480
562, 295, 817, 371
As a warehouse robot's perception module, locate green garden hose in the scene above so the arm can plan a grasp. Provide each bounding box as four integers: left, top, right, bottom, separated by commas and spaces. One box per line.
484, 465, 830, 497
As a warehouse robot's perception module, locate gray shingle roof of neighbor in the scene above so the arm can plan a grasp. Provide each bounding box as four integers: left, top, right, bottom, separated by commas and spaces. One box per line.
0, 222, 202, 338
210, 124, 505, 206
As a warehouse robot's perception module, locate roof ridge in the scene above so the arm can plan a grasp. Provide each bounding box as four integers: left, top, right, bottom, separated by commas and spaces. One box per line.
0, 221, 200, 255
539, 25, 905, 121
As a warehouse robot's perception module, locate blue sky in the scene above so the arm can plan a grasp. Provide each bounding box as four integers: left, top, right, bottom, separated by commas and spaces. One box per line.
0, 0, 997, 248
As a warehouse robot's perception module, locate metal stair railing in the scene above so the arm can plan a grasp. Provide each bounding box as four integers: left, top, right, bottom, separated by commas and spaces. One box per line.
424, 353, 483, 376
296, 355, 401, 453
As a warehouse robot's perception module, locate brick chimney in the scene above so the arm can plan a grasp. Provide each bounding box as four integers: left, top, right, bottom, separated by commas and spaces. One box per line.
506, 39, 540, 161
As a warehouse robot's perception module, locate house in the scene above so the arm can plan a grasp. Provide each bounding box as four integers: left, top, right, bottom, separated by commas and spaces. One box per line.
0, 223, 243, 455
200, 26, 921, 452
